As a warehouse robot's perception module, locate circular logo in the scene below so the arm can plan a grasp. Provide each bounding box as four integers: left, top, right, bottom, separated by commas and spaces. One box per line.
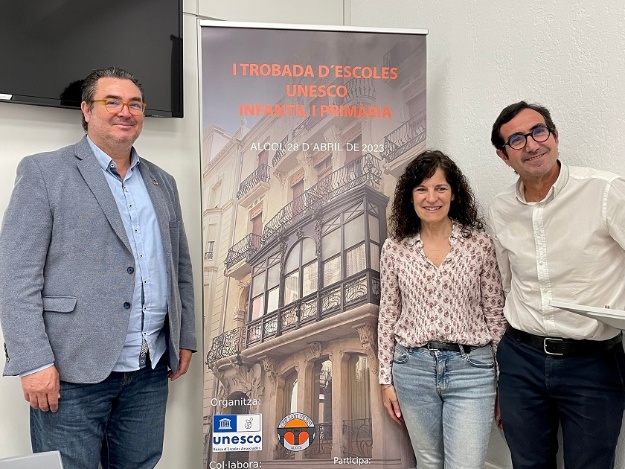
277, 412, 316, 451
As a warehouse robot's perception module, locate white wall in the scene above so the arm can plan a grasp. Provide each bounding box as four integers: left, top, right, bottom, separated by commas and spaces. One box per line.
350, 1, 625, 468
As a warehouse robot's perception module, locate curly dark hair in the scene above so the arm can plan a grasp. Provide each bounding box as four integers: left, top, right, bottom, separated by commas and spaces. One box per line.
389, 150, 484, 240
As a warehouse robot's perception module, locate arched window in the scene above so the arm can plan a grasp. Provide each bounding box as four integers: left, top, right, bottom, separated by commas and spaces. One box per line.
284, 372, 298, 415
312, 357, 333, 456
250, 252, 281, 320
283, 237, 318, 305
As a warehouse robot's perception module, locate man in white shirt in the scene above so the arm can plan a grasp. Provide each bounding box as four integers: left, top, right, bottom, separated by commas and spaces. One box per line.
489, 101, 625, 469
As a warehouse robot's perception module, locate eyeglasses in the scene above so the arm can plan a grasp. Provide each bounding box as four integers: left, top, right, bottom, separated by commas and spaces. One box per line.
92, 99, 147, 115
503, 125, 553, 150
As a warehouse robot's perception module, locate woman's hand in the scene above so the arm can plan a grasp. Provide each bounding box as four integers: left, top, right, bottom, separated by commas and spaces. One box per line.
382, 385, 403, 425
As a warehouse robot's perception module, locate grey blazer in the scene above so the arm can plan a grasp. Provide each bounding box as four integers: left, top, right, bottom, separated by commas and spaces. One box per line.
0, 136, 196, 383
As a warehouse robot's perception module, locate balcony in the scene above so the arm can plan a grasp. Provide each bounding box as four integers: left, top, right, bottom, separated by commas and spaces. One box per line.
380, 112, 426, 165
224, 233, 261, 271
304, 422, 333, 459
342, 418, 373, 458
206, 326, 244, 368
383, 40, 425, 88
261, 153, 382, 245
271, 134, 291, 168
335, 77, 376, 106
245, 269, 380, 347
237, 163, 271, 207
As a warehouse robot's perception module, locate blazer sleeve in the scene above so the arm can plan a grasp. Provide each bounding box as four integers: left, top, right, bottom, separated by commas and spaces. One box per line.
0, 156, 56, 375
171, 176, 197, 352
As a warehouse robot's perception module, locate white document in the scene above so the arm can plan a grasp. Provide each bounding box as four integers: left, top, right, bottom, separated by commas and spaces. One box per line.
551, 301, 625, 330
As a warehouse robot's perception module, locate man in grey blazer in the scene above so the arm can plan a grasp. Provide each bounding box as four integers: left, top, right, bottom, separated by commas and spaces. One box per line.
0, 67, 196, 469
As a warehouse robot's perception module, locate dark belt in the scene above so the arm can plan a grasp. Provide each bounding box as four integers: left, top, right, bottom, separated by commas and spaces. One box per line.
422, 341, 475, 353
506, 327, 622, 357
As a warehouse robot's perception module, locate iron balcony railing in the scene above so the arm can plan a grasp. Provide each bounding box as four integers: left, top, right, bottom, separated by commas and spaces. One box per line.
245, 269, 380, 347
334, 77, 376, 106
271, 134, 291, 167
342, 418, 373, 458
304, 422, 333, 458
206, 326, 245, 368
224, 233, 262, 270
262, 153, 382, 245
380, 112, 426, 163
237, 163, 271, 200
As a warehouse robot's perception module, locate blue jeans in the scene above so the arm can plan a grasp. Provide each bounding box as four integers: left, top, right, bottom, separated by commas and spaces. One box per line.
30, 358, 169, 469
497, 333, 625, 469
391, 343, 496, 469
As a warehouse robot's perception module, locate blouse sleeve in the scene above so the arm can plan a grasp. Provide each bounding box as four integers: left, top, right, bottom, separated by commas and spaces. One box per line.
377, 239, 402, 384
479, 234, 507, 348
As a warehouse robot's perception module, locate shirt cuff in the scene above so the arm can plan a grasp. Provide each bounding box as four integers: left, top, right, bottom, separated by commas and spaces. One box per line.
20, 363, 54, 377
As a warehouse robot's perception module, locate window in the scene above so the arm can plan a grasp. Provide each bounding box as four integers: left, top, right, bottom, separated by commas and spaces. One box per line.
315, 155, 333, 181
283, 238, 318, 305
348, 355, 370, 420
209, 180, 222, 208
205, 224, 216, 260
250, 252, 281, 320
284, 372, 298, 415
312, 358, 333, 436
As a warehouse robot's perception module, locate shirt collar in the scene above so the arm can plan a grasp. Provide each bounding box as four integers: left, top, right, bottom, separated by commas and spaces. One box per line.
407, 219, 461, 246
86, 136, 140, 175
515, 160, 568, 204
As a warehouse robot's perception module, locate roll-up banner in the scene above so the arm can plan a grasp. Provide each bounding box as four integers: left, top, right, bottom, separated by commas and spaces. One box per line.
200, 21, 427, 469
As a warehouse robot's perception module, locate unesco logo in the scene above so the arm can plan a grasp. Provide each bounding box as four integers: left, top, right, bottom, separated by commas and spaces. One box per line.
276, 412, 316, 452
212, 414, 262, 452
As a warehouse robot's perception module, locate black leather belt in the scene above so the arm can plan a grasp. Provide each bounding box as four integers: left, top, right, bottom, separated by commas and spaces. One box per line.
423, 341, 474, 353
507, 327, 622, 357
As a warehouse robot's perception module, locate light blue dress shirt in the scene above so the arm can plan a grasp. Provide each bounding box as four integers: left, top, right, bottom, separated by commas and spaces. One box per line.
88, 138, 168, 371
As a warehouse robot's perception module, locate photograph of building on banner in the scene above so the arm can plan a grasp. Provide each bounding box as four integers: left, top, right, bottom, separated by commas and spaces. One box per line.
200, 22, 426, 469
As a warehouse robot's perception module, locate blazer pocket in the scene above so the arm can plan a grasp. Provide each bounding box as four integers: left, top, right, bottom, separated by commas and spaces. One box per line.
42, 296, 77, 313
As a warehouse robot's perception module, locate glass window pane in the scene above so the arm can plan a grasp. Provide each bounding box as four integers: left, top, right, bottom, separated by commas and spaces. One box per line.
349, 355, 371, 420
252, 272, 265, 297
369, 215, 380, 243
267, 264, 280, 288
302, 238, 316, 264
322, 229, 340, 260
344, 214, 364, 248
323, 256, 341, 286
313, 359, 333, 425
285, 375, 298, 415
285, 243, 301, 272
251, 295, 264, 320
370, 243, 380, 272
346, 244, 366, 277
302, 262, 318, 297
267, 287, 279, 313
284, 271, 300, 305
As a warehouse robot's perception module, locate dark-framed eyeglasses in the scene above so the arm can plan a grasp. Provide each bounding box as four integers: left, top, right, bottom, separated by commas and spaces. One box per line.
92, 99, 147, 116
503, 125, 553, 150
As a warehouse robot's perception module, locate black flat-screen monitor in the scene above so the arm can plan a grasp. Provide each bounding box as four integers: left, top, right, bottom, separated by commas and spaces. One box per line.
0, 0, 183, 117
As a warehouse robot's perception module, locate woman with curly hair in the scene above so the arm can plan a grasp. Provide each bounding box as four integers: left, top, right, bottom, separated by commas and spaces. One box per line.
378, 150, 506, 469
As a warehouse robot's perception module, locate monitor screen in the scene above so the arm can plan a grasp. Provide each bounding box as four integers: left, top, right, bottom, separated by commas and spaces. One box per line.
0, 0, 183, 117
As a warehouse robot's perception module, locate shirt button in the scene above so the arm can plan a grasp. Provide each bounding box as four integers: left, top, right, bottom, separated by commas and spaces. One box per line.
123, 302, 131, 309
127, 267, 135, 274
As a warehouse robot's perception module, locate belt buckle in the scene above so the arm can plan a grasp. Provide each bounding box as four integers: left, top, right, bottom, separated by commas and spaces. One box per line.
544, 337, 564, 356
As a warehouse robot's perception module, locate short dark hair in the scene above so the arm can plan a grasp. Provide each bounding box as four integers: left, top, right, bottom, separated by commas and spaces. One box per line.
81, 67, 144, 132
389, 150, 484, 240
491, 101, 556, 152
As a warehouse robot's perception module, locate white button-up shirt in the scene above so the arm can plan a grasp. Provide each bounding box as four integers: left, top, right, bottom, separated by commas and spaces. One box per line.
489, 162, 625, 340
